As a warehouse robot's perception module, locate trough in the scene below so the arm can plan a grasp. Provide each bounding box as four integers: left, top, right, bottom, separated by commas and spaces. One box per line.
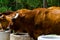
0, 31, 10, 40
10, 33, 32, 40
38, 35, 60, 40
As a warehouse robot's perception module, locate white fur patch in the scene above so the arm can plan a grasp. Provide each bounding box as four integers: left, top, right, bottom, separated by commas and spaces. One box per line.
13, 13, 19, 19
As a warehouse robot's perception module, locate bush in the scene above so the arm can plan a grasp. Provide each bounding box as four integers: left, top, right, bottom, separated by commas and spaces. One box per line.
0, 0, 60, 12
0, 7, 12, 13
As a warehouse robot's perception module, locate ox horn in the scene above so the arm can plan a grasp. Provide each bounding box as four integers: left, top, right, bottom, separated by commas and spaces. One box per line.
13, 13, 19, 19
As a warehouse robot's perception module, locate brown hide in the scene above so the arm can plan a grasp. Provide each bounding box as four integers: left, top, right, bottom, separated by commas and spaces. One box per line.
46, 7, 60, 34
33, 7, 60, 39
32, 8, 47, 39
34, 8, 47, 25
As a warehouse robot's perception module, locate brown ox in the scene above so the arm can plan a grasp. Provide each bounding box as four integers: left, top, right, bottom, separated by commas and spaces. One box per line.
10, 8, 47, 40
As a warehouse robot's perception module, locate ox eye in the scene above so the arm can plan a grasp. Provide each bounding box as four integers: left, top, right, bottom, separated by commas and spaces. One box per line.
0, 14, 2, 16
0, 15, 4, 18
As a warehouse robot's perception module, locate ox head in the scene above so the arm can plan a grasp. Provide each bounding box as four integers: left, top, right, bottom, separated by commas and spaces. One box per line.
0, 13, 10, 30
0, 11, 19, 31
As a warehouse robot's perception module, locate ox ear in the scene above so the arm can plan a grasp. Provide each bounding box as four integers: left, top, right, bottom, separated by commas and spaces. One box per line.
13, 13, 19, 19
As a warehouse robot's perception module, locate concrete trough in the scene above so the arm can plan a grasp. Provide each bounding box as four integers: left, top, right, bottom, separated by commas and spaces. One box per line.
0, 31, 10, 40
10, 33, 32, 40
38, 35, 60, 40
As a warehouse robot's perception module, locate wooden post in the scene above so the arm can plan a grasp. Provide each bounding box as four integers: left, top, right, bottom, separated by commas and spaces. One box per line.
43, 0, 48, 8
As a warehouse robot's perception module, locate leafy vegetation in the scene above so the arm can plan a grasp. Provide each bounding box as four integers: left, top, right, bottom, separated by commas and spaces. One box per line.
0, 7, 12, 13
0, 0, 60, 13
